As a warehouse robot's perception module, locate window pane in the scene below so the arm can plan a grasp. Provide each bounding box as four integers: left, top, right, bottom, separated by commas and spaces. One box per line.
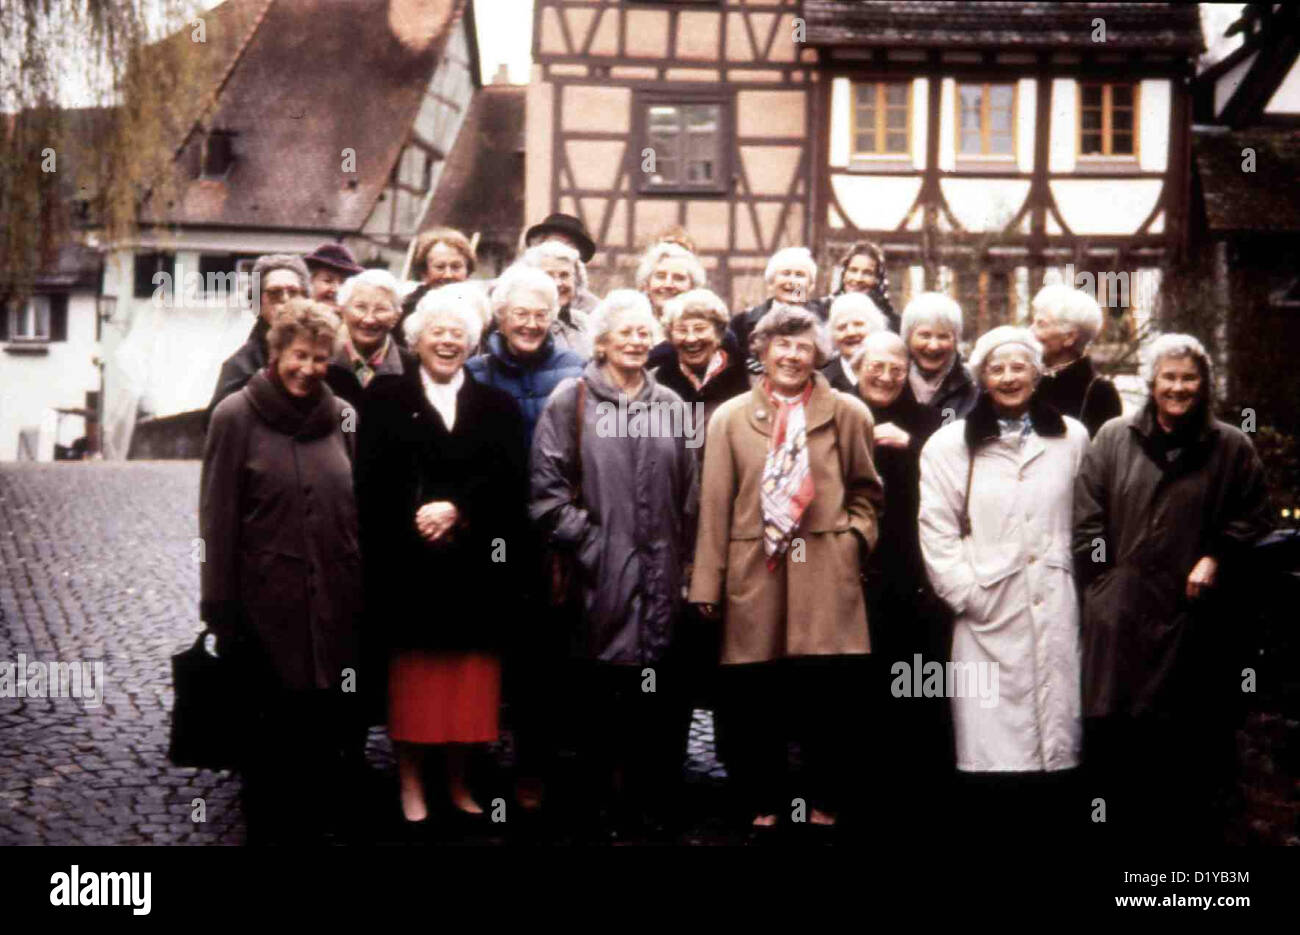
1081, 84, 1102, 107
885, 107, 907, 130
990, 85, 1014, 110
990, 131, 1013, 155
1081, 132, 1103, 155
991, 108, 1012, 133
855, 84, 873, 106
885, 83, 907, 106
648, 105, 681, 134
1112, 84, 1133, 107
1111, 132, 1134, 155
1081, 109, 1102, 131
854, 133, 872, 153
1112, 109, 1133, 132
885, 132, 908, 153
685, 104, 718, 132
34, 297, 50, 338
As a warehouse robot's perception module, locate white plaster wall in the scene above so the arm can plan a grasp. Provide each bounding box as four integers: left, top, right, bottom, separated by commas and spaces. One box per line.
941, 178, 1031, 232
0, 291, 100, 461
1138, 79, 1170, 173
831, 174, 923, 231
1051, 179, 1162, 234
1265, 58, 1300, 114
1017, 79, 1036, 172
1049, 78, 1076, 173
938, 78, 956, 171
830, 77, 849, 167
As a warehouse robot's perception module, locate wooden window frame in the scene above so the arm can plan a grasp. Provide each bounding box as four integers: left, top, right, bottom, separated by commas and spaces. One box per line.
850, 81, 913, 158
954, 82, 1018, 159
1077, 82, 1140, 159
635, 89, 733, 196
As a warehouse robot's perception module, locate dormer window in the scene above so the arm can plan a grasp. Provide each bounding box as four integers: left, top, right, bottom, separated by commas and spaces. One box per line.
202, 130, 236, 178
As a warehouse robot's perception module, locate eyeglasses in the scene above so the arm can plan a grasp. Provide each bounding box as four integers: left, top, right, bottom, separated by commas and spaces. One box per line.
507, 309, 551, 326
263, 286, 303, 302
350, 303, 398, 319
863, 361, 907, 379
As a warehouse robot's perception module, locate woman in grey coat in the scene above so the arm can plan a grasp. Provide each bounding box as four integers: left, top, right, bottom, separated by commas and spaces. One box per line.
200, 298, 363, 844
1073, 333, 1272, 846
530, 289, 699, 841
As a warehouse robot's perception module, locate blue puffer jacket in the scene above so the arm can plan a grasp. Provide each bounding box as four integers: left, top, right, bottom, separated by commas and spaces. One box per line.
467, 331, 584, 445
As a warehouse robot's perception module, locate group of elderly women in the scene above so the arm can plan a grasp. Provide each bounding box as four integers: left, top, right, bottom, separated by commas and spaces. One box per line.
200, 227, 1273, 845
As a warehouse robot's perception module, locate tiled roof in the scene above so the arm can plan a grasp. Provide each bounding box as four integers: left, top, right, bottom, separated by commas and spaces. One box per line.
803, 1, 1204, 52
141, 0, 462, 232
419, 85, 525, 248
1194, 128, 1300, 233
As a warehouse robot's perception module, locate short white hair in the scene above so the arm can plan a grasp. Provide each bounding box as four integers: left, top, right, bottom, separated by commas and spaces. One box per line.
661, 288, 730, 334
520, 241, 588, 295
337, 268, 401, 310
968, 325, 1044, 380
901, 291, 964, 343
404, 282, 486, 350
1141, 332, 1213, 387
849, 329, 908, 372
764, 246, 817, 285
589, 289, 662, 358
828, 292, 888, 334
634, 242, 707, 293
489, 264, 559, 324
1031, 283, 1104, 348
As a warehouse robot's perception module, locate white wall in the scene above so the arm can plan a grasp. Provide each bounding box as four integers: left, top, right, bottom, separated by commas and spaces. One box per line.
1264, 58, 1300, 114
0, 291, 101, 461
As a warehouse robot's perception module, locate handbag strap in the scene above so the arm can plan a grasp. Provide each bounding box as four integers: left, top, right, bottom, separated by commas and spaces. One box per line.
572, 378, 586, 499
958, 446, 975, 538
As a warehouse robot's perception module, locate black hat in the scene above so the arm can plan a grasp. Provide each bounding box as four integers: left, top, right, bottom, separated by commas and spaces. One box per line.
524, 213, 595, 263
302, 242, 364, 276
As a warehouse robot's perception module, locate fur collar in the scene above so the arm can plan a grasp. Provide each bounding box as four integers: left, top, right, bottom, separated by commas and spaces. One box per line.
964, 390, 1066, 451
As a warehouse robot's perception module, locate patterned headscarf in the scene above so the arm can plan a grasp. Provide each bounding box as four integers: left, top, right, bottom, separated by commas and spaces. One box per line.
760, 379, 816, 570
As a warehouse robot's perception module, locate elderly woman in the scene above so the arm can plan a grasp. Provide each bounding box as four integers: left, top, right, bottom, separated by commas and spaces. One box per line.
530, 289, 698, 841
355, 284, 528, 828
901, 291, 978, 420
729, 247, 828, 374
200, 298, 362, 844
691, 304, 882, 834
821, 292, 889, 393
205, 254, 312, 427
466, 264, 584, 445
636, 240, 708, 321
651, 288, 751, 456
325, 268, 415, 406
397, 227, 476, 343
1029, 283, 1123, 437
518, 241, 593, 358
826, 241, 898, 332
1073, 334, 1272, 846
918, 325, 1089, 842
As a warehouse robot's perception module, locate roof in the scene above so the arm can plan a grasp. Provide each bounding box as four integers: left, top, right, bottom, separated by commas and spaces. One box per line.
419, 85, 525, 249
803, 1, 1204, 53
34, 244, 103, 290
140, 0, 464, 232
1194, 127, 1300, 233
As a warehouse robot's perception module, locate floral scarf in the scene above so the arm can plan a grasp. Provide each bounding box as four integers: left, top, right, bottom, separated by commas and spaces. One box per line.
760, 379, 816, 570
679, 349, 729, 391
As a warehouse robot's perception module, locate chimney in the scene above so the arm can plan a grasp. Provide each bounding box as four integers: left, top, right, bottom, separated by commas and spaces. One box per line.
387, 0, 455, 52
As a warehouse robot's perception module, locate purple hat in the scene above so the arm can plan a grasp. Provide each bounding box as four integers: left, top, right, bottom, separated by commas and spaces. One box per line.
303, 242, 364, 276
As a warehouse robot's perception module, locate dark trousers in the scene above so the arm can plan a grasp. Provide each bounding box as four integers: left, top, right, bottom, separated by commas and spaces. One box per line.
718, 656, 862, 820
1084, 714, 1236, 847
567, 660, 691, 831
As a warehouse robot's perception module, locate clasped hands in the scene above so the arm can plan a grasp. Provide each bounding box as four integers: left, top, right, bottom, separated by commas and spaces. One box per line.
415, 501, 460, 544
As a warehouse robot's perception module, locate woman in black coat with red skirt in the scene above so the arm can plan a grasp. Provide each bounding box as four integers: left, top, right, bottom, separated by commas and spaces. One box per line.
356, 285, 529, 827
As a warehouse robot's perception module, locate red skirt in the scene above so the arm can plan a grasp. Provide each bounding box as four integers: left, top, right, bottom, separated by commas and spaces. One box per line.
387, 650, 501, 745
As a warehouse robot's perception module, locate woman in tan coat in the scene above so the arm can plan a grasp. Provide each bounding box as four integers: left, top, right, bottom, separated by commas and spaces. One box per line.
690, 304, 883, 834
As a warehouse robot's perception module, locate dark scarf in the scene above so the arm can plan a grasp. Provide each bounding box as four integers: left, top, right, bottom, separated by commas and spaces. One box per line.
247, 369, 337, 439
963, 390, 1066, 452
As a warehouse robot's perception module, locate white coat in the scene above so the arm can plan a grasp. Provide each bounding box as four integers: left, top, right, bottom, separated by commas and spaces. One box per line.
918, 397, 1089, 772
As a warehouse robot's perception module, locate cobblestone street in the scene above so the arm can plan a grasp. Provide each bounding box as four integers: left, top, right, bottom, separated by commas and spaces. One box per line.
0, 461, 730, 845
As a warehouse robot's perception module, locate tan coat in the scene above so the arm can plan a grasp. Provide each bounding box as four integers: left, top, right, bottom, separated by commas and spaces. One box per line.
689, 373, 883, 664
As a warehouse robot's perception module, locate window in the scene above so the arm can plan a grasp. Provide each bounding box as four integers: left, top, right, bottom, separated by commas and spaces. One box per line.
201, 130, 236, 178
852, 82, 911, 156
957, 83, 1016, 156
198, 253, 259, 299
1079, 83, 1137, 157
639, 95, 730, 194
133, 251, 176, 299
954, 267, 1014, 335
3, 294, 67, 343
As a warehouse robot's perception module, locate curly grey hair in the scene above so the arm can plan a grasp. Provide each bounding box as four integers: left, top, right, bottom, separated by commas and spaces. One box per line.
404, 282, 486, 350
1031, 283, 1104, 348
968, 325, 1044, 382
750, 302, 832, 368
520, 241, 588, 297
661, 288, 730, 335
634, 241, 707, 293
489, 264, 559, 325
1141, 333, 1213, 389
589, 289, 663, 361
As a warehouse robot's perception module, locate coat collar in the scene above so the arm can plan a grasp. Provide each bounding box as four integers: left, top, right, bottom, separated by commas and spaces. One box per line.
869, 381, 938, 438
963, 389, 1066, 451
746, 371, 836, 437
580, 359, 658, 404
244, 370, 339, 440
486, 330, 556, 374
1041, 353, 1095, 391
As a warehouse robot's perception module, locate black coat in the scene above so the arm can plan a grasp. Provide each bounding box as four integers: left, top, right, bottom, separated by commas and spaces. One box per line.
355, 365, 529, 653
204, 319, 269, 432
1034, 354, 1123, 438
325, 341, 417, 410
651, 345, 751, 461
917, 353, 978, 421
861, 384, 947, 661
821, 357, 858, 394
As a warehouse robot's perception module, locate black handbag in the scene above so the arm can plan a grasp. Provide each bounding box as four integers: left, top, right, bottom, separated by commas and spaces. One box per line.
168, 629, 243, 770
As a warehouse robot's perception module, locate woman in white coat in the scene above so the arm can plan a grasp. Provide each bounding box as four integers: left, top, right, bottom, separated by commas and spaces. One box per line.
918, 326, 1089, 841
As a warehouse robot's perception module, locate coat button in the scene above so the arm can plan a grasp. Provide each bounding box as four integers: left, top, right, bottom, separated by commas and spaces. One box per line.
756, 410, 767, 419
1028, 555, 1036, 564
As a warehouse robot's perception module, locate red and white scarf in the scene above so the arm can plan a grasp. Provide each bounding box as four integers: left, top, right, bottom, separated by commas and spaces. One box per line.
760, 379, 815, 570
679, 349, 729, 391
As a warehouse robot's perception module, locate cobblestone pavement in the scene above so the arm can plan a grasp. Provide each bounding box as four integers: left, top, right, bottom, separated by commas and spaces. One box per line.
0, 461, 729, 846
